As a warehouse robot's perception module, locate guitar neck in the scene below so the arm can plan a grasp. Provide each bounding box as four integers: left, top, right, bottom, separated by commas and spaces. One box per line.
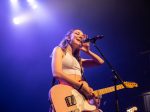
93, 84, 125, 97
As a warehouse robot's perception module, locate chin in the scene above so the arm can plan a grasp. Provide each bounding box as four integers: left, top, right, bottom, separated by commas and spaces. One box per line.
73, 45, 80, 50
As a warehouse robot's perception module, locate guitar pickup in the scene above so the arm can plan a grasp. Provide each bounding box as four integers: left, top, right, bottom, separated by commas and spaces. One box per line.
65, 95, 76, 107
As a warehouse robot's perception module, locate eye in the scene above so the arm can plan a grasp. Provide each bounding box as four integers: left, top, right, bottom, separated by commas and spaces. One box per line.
75, 32, 80, 35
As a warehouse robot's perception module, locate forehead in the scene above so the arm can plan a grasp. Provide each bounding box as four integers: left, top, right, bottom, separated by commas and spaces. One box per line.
73, 30, 84, 35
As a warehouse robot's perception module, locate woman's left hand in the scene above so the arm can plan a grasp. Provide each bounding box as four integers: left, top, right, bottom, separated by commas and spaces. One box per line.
93, 96, 101, 108
80, 34, 90, 53
89, 96, 102, 108
80, 42, 90, 53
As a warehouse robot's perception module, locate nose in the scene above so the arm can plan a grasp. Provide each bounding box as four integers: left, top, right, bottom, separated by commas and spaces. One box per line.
79, 36, 82, 39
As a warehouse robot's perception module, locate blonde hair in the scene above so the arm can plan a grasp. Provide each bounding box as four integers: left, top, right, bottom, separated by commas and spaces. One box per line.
59, 29, 74, 50
59, 29, 84, 74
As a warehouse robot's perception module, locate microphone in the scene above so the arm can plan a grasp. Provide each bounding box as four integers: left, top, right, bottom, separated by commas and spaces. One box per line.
82, 35, 104, 43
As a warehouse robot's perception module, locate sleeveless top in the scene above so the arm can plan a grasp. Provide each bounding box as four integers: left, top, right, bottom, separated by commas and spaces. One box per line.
62, 52, 82, 76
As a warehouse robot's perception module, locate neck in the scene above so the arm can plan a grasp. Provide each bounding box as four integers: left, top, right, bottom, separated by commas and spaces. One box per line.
67, 45, 76, 55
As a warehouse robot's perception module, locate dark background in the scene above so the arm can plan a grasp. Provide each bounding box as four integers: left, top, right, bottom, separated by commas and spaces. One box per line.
0, 0, 150, 112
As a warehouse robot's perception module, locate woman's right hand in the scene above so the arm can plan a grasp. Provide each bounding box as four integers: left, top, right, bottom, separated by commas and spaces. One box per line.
79, 81, 94, 99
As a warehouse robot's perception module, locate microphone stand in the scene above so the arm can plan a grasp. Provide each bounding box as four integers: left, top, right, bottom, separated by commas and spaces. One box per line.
91, 39, 126, 112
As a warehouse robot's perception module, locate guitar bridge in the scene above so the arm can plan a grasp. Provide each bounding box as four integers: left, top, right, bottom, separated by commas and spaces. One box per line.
65, 95, 76, 107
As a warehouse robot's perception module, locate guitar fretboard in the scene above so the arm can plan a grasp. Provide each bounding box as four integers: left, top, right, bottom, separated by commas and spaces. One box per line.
93, 84, 125, 97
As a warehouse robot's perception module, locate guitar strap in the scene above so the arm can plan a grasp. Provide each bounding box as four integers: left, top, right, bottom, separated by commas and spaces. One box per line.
81, 72, 87, 81
81, 66, 87, 82
51, 77, 56, 87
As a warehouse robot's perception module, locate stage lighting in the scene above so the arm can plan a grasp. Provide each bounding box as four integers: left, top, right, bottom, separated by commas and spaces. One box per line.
13, 17, 23, 25
10, 0, 19, 6
31, 4, 38, 9
27, 0, 38, 9
13, 14, 31, 25
10, 0, 18, 3
10, 0, 20, 13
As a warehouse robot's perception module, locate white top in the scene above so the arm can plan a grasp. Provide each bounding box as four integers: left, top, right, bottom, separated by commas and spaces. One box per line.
62, 52, 82, 76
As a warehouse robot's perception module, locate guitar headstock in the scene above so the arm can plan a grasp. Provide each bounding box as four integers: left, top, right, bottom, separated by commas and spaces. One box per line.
126, 106, 138, 112
123, 82, 138, 88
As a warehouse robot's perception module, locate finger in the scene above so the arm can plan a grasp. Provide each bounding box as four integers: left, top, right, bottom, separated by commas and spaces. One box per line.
89, 87, 93, 92
84, 41, 90, 45
83, 34, 88, 39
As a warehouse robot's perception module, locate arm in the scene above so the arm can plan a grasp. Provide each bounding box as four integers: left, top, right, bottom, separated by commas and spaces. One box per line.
82, 50, 104, 68
80, 43, 104, 68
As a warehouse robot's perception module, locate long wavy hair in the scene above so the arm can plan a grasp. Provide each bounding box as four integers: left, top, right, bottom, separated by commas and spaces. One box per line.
59, 29, 84, 75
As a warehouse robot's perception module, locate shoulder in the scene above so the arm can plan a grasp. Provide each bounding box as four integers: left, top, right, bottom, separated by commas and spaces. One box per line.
53, 46, 62, 52
52, 46, 65, 57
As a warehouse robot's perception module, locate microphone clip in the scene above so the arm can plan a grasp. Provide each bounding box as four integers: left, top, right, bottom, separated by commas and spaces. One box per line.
82, 35, 104, 43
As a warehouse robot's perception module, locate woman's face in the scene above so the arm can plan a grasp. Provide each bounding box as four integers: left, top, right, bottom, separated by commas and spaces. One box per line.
69, 29, 86, 49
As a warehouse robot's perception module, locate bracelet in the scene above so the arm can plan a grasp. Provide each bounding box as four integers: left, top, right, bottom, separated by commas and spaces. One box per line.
78, 83, 83, 91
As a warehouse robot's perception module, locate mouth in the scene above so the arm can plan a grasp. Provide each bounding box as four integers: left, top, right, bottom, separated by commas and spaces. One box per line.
76, 38, 81, 42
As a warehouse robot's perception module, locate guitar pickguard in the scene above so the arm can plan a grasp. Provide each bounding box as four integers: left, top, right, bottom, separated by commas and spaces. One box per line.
71, 89, 96, 111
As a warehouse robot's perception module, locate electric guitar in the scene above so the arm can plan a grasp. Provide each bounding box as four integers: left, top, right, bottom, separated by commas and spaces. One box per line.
50, 82, 138, 112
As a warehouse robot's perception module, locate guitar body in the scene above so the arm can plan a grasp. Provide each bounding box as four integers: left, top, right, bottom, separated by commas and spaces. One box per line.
50, 84, 96, 112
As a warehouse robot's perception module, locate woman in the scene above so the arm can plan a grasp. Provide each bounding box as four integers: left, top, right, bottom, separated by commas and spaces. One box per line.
50, 29, 104, 112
